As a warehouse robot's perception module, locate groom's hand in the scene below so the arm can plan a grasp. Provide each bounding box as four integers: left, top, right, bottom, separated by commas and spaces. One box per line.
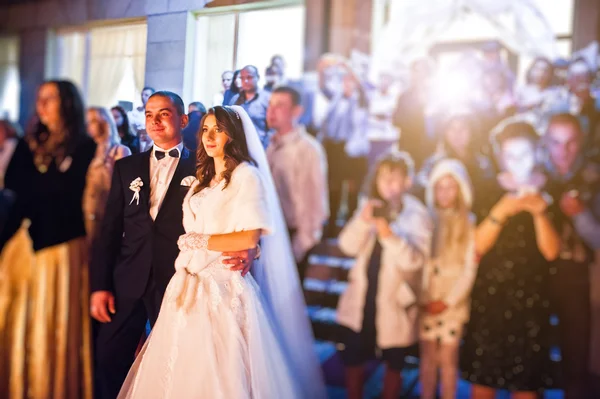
90, 290, 116, 323
223, 247, 258, 276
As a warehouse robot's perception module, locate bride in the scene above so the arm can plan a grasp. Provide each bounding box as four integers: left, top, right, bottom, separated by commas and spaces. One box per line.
118, 106, 327, 399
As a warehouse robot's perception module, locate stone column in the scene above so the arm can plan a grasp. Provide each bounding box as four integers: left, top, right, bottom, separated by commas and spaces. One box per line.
572, 0, 600, 51
145, 1, 203, 105
18, 29, 48, 127
304, 0, 329, 71
328, 0, 373, 57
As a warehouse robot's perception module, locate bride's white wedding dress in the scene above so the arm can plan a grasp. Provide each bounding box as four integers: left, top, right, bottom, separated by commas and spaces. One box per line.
117, 163, 309, 399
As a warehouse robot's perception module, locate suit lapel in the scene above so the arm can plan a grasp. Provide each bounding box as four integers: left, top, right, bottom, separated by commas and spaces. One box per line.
155, 147, 195, 223
139, 149, 152, 208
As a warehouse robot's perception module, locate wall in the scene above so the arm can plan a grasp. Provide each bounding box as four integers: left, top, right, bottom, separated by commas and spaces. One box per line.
0, 0, 210, 125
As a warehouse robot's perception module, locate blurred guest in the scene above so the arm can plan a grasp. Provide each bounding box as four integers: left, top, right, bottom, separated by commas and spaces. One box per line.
320, 65, 369, 236
213, 70, 233, 106
393, 57, 437, 170
481, 40, 515, 89
84, 107, 131, 250
299, 53, 346, 136
264, 65, 282, 92
367, 71, 400, 165
0, 120, 21, 234
566, 59, 600, 154
188, 101, 206, 115
415, 110, 495, 205
271, 54, 286, 82
461, 122, 560, 399
544, 113, 600, 398
266, 86, 328, 282
516, 57, 560, 112
553, 58, 571, 86
223, 69, 241, 106
336, 151, 432, 399
182, 102, 207, 151
111, 106, 139, 154
420, 159, 477, 399
0, 80, 96, 399
480, 65, 517, 132
0, 120, 21, 187
128, 86, 155, 136
138, 129, 154, 152
231, 65, 271, 148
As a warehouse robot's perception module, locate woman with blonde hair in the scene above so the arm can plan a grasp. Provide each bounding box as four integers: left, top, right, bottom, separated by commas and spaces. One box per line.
419, 159, 477, 399
83, 107, 131, 249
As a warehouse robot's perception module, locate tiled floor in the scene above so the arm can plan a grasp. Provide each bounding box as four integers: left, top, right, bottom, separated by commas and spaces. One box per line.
315, 339, 564, 399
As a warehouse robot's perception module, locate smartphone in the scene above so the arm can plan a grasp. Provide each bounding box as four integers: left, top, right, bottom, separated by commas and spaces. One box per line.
373, 204, 390, 219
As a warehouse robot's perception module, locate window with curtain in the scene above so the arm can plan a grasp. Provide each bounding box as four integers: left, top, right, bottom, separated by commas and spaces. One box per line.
193, 3, 306, 106
50, 29, 88, 93
48, 22, 147, 108
0, 36, 20, 122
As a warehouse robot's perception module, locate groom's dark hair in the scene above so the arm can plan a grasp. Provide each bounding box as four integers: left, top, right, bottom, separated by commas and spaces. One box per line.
195, 106, 256, 192
149, 91, 185, 115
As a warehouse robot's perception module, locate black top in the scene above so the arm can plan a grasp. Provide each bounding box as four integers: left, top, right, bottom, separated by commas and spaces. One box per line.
461, 182, 557, 391
2, 137, 96, 251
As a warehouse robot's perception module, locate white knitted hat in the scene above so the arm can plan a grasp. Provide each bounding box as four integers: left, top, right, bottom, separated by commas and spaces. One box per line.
425, 158, 473, 210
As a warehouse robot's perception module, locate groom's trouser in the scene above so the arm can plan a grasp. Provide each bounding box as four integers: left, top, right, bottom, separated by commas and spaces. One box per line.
94, 280, 165, 399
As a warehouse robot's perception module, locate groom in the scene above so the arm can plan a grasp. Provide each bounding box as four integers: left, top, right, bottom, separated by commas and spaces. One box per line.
90, 91, 257, 399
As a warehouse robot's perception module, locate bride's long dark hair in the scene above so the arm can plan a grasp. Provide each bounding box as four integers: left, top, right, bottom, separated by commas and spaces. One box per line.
195, 106, 256, 192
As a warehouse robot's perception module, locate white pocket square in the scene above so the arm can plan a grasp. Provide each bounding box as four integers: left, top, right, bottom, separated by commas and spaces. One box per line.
181, 176, 196, 186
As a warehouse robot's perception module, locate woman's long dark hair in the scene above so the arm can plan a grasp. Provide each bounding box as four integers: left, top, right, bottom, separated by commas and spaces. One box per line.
28, 80, 87, 156
111, 106, 137, 140
230, 70, 242, 95
195, 106, 256, 192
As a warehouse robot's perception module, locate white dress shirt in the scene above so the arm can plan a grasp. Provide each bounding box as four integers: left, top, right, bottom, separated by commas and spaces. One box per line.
149, 142, 184, 220
0, 138, 17, 188
266, 126, 329, 261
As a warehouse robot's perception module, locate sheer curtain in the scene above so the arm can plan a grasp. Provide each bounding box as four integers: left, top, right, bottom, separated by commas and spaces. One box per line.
0, 36, 20, 121
52, 30, 88, 94
193, 14, 236, 105
88, 23, 147, 107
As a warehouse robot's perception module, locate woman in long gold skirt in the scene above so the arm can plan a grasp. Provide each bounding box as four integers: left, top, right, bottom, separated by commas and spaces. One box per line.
0, 80, 96, 399
0, 226, 93, 399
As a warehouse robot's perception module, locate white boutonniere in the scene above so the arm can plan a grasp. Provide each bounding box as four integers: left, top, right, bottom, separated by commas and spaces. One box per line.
129, 177, 144, 205
180, 176, 196, 187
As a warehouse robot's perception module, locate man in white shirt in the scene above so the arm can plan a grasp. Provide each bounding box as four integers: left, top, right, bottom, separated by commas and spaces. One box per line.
266, 86, 329, 282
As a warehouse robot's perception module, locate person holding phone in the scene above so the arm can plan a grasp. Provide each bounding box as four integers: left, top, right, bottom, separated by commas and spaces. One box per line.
335, 151, 433, 399
461, 121, 560, 399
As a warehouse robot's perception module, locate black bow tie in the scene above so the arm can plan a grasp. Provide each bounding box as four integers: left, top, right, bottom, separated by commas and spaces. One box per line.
155, 148, 180, 160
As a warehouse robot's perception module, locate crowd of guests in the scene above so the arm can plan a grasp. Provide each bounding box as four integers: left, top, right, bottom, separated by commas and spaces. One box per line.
317, 43, 600, 399
0, 42, 598, 399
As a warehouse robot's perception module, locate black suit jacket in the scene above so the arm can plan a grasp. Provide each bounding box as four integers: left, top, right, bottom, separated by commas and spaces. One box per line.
91, 147, 196, 299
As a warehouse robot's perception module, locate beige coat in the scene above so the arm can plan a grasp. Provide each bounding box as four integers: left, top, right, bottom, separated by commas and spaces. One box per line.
336, 194, 433, 348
